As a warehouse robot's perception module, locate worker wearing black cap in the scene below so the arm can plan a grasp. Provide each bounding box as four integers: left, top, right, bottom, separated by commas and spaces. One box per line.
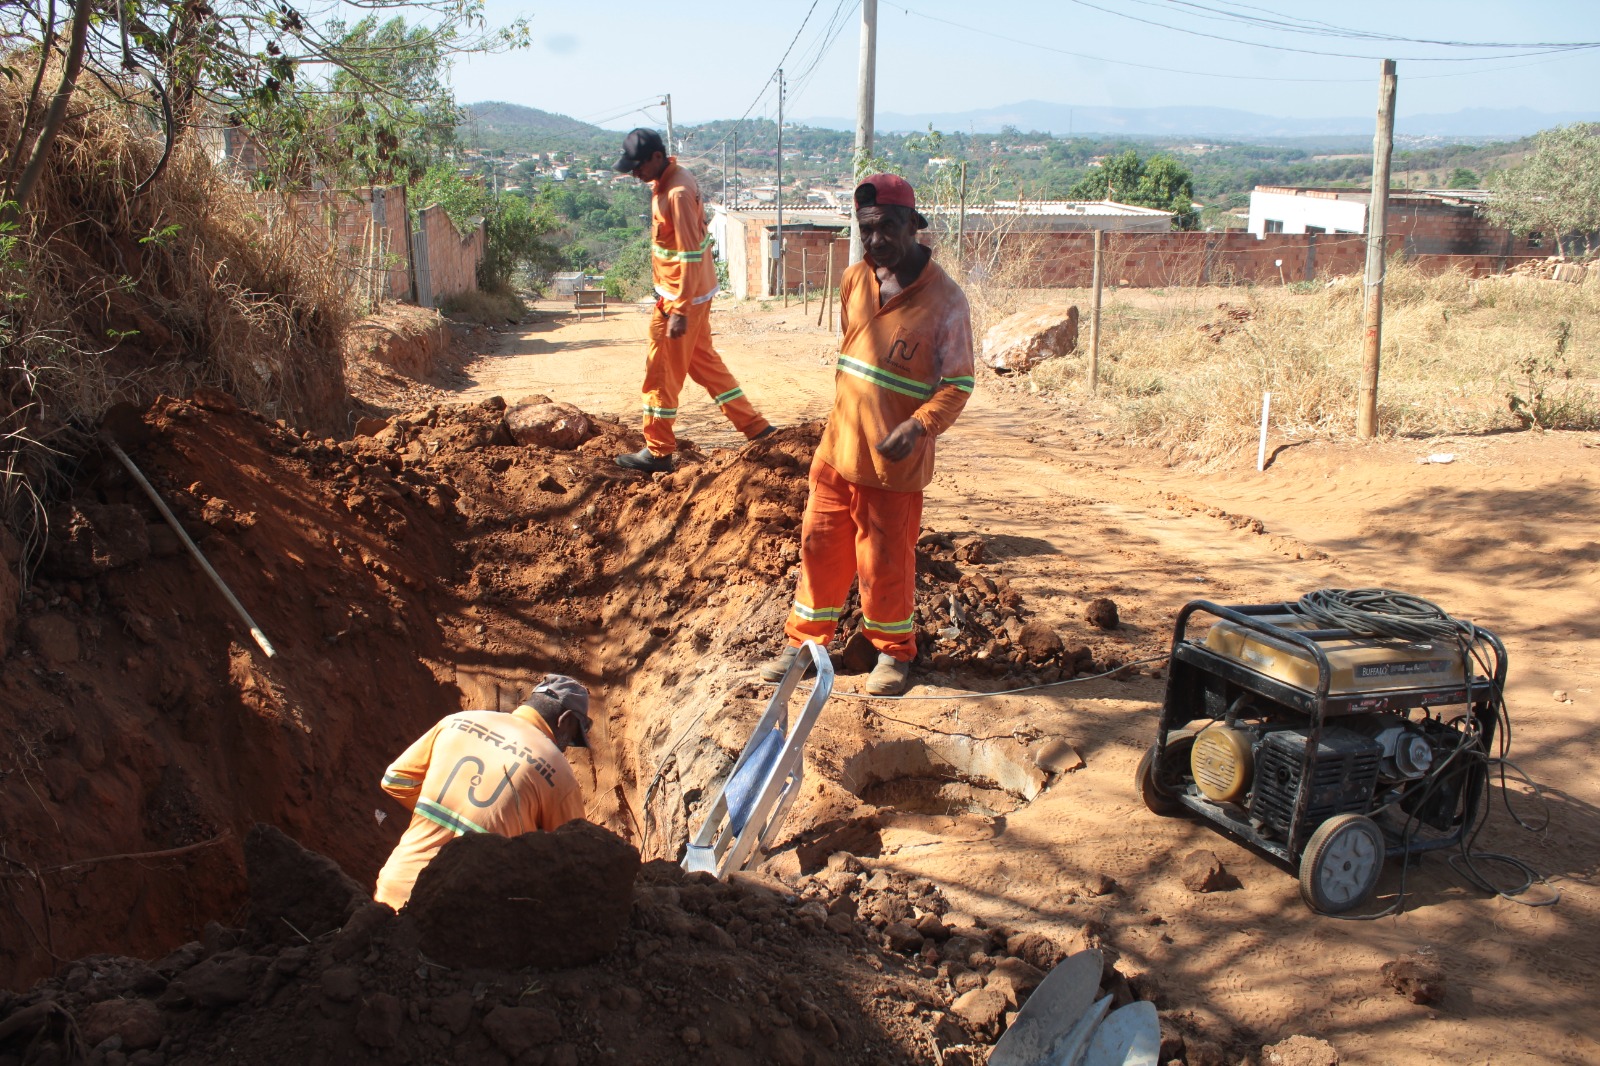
373, 675, 592, 909
612, 127, 773, 472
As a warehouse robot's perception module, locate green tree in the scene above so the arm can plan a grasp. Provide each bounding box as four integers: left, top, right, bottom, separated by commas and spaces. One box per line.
1487, 124, 1600, 255
408, 165, 559, 289
1448, 167, 1480, 189
0, 0, 530, 215
1068, 150, 1196, 229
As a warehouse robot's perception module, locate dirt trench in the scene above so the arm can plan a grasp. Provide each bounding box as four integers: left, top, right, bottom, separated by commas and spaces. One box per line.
0, 389, 1143, 1001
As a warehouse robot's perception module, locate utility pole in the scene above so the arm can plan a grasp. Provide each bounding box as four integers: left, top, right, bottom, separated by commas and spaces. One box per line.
776, 68, 785, 300
849, 0, 878, 265
1357, 59, 1397, 440
662, 94, 674, 154
731, 132, 739, 207
722, 141, 728, 207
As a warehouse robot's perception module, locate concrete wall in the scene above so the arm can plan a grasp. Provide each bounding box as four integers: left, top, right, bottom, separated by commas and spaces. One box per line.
1249, 189, 1367, 236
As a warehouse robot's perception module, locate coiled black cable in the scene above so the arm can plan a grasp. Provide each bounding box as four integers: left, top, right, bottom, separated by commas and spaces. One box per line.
1288, 588, 1557, 917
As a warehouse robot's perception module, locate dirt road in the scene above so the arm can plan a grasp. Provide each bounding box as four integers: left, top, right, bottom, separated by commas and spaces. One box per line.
460, 297, 1599, 1066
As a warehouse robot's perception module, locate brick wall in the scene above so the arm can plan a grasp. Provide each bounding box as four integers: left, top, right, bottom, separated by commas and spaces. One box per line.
271, 186, 414, 305
412, 204, 486, 307
732, 223, 1548, 298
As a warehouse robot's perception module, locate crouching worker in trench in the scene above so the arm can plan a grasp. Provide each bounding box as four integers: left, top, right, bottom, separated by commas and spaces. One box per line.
372, 676, 591, 910
761, 174, 975, 697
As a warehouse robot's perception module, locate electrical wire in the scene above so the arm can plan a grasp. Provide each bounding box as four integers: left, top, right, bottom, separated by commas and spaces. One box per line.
1152, 0, 1600, 51
1067, 0, 1600, 62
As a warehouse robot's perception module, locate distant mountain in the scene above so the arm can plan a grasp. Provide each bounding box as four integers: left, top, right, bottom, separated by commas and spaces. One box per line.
800, 101, 1600, 141
461, 101, 603, 138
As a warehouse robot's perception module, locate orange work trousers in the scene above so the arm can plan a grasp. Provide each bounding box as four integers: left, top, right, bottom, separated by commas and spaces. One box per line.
641, 300, 769, 456
785, 460, 923, 662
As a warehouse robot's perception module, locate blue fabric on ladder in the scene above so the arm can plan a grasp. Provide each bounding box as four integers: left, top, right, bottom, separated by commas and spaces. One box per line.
726, 727, 785, 835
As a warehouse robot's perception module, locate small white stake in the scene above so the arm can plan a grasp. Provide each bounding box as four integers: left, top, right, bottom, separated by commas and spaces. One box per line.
1257, 391, 1272, 472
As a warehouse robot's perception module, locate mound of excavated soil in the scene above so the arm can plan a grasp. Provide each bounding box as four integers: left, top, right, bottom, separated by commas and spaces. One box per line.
0, 825, 1166, 1066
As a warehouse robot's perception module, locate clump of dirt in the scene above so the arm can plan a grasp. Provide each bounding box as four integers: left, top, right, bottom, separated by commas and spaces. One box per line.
410, 823, 639, 970
0, 827, 1180, 1066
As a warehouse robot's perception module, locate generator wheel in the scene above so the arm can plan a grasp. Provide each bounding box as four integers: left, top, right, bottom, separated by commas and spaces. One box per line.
1299, 813, 1385, 914
1136, 732, 1194, 817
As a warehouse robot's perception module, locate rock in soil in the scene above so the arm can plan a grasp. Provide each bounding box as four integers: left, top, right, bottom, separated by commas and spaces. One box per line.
1381, 951, 1446, 1004
1264, 1033, 1341, 1065
1085, 596, 1120, 629
1179, 849, 1237, 893
409, 820, 640, 969
506, 400, 597, 449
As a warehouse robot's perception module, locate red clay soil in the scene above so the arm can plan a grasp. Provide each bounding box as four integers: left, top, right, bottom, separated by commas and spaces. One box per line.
0, 387, 1148, 999
0, 816, 1162, 1066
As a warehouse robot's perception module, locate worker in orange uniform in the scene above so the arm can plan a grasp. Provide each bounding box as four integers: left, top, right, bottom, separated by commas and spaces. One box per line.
612, 127, 772, 473
761, 175, 974, 696
373, 675, 591, 909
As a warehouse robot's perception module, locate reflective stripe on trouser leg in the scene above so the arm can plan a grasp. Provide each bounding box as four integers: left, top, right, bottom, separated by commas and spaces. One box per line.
683, 303, 771, 439
785, 461, 858, 648
851, 470, 923, 662
641, 306, 690, 456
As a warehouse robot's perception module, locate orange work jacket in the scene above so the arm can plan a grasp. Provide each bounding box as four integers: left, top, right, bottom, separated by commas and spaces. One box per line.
814, 252, 975, 493
650, 159, 719, 315
373, 707, 585, 909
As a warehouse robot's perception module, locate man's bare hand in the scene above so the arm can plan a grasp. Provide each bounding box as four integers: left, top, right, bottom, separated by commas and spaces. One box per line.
666, 312, 688, 338
875, 418, 926, 462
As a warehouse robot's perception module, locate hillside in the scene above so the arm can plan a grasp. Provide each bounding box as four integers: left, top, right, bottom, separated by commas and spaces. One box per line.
459, 101, 615, 154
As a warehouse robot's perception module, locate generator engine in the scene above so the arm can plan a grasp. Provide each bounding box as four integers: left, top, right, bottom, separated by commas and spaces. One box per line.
1139, 594, 1505, 914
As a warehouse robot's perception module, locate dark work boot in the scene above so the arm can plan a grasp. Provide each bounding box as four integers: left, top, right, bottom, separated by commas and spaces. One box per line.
752, 425, 777, 440
759, 645, 815, 683
865, 653, 911, 696
616, 447, 673, 473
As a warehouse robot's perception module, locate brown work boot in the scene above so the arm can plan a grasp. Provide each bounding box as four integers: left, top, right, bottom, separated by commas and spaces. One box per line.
759, 645, 800, 683
866, 653, 911, 696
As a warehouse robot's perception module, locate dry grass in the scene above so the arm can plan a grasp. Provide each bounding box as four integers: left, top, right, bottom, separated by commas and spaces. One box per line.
0, 75, 355, 576
1027, 262, 1600, 466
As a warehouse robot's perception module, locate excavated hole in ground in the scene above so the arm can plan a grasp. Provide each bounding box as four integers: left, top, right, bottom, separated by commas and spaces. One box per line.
842, 737, 1047, 820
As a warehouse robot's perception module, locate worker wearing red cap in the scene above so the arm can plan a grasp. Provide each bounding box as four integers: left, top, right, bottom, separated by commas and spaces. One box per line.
612, 128, 772, 473
373, 675, 592, 909
762, 174, 974, 696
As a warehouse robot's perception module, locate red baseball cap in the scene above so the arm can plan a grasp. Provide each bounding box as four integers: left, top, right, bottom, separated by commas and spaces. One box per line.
855, 173, 928, 227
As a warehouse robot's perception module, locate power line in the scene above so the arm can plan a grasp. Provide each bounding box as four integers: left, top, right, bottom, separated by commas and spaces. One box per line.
1067, 0, 1600, 61
691, 1, 829, 171
882, 3, 1371, 82
1160, 0, 1600, 50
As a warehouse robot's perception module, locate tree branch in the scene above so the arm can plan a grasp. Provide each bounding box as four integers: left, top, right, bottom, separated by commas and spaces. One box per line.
6, 0, 91, 221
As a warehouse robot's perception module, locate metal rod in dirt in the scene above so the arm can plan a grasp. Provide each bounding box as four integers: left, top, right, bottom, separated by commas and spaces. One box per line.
1088, 228, 1104, 394
105, 438, 277, 658
1358, 59, 1397, 439
1257, 392, 1272, 472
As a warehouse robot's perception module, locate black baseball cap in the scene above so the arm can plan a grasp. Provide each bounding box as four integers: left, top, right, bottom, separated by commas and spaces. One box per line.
614, 127, 666, 173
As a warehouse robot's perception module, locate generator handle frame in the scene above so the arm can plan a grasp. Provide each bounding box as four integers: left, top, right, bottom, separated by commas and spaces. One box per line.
1166, 600, 1335, 855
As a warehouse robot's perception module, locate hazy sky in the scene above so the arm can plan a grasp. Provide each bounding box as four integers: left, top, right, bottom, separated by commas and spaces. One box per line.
449, 1, 1600, 127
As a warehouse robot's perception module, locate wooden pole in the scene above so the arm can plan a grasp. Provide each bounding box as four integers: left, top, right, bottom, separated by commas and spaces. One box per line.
849, 0, 878, 266
1088, 228, 1104, 394
803, 248, 810, 314
818, 244, 833, 328
1357, 59, 1397, 439
957, 160, 968, 270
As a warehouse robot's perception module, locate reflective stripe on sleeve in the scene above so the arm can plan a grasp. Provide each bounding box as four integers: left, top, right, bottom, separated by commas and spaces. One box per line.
382, 771, 422, 789
939, 375, 976, 394
416, 798, 488, 837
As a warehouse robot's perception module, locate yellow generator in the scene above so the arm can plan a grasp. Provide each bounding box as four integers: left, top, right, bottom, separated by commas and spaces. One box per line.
1137, 591, 1506, 914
